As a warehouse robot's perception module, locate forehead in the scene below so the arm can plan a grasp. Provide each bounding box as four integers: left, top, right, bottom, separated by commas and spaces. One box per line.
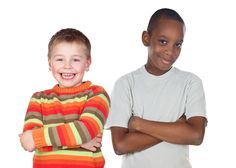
50, 41, 89, 57
151, 18, 185, 39
51, 41, 88, 52
52, 40, 86, 48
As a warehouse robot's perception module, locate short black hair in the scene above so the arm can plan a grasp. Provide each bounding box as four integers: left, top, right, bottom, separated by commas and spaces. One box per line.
147, 8, 185, 33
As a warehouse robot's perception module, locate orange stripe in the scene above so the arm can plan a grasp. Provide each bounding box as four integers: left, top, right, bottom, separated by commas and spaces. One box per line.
34, 161, 96, 167
42, 101, 85, 109
80, 116, 100, 134
29, 101, 40, 106
58, 125, 69, 146
65, 124, 76, 146
33, 128, 48, 148
27, 102, 41, 112
93, 96, 109, 115
23, 123, 43, 131
86, 97, 109, 117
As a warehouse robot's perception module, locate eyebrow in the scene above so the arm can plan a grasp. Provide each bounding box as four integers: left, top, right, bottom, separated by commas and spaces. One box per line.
158, 35, 184, 42
52, 54, 84, 58
53, 54, 64, 58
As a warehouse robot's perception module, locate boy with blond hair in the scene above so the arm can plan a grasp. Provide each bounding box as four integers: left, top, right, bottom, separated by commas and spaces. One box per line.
20, 28, 110, 168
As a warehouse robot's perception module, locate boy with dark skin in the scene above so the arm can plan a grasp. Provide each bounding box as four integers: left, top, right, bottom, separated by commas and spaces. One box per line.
106, 8, 207, 168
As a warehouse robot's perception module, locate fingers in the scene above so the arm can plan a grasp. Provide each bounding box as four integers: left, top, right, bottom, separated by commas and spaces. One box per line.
90, 147, 97, 151
94, 142, 102, 148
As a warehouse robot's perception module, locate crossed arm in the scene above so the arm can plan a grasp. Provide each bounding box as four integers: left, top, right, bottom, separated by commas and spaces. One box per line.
20, 88, 110, 152
19, 131, 103, 152
111, 115, 207, 155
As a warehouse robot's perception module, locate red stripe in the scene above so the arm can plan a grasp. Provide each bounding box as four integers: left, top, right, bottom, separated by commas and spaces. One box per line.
39, 108, 82, 115
56, 126, 66, 146
85, 100, 108, 118
27, 104, 41, 113
82, 120, 96, 139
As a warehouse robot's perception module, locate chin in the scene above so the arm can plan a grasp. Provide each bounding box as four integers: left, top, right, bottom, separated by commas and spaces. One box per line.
159, 64, 172, 71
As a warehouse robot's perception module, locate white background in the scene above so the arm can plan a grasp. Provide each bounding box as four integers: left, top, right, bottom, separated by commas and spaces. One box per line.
1, 0, 235, 167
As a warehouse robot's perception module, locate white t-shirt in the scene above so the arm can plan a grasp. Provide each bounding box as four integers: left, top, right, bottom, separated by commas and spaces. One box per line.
106, 66, 207, 168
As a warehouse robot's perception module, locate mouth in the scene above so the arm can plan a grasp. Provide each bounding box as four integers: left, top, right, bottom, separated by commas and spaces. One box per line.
160, 57, 172, 65
60, 73, 76, 80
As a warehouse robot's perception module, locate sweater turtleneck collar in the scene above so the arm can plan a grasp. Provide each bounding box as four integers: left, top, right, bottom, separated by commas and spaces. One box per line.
52, 81, 92, 94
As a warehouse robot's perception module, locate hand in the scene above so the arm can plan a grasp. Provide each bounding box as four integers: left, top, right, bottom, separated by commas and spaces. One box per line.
80, 133, 102, 151
128, 116, 140, 133
19, 130, 35, 152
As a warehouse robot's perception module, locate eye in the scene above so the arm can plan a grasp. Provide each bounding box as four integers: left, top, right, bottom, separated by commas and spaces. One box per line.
73, 58, 80, 62
159, 39, 167, 45
175, 42, 183, 48
56, 58, 63, 61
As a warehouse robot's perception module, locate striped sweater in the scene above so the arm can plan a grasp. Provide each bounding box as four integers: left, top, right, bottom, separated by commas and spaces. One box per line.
23, 81, 110, 168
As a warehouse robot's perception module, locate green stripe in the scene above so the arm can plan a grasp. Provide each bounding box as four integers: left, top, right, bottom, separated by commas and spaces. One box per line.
69, 122, 82, 145
31, 97, 87, 104
83, 107, 105, 124
44, 128, 52, 146
98, 94, 110, 106
74, 122, 90, 143
24, 119, 43, 125
81, 113, 103, 131
35, 150, 103, 157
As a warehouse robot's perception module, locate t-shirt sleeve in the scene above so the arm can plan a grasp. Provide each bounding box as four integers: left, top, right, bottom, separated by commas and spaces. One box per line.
105, 75, 133, 129
185, 74, 207, 120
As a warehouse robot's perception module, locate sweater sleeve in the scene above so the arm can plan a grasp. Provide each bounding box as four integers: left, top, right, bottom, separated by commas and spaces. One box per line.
23, 93, 43, 132
23, 93, 54, 151
32, 86, 110, 149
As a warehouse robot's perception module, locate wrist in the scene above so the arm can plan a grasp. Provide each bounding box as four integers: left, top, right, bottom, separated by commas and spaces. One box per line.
32, 128, 47, 148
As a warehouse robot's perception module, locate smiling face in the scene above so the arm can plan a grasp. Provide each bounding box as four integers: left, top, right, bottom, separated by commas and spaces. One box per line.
143, 17, 185, 76
48, 41, 91, 88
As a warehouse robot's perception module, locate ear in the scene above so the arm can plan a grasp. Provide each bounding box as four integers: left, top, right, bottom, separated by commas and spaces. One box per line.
85, 58, 92, 72
142, 31, 150, 47
48, 59, 52, 71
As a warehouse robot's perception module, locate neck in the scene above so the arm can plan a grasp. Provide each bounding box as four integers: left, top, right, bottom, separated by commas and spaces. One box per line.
145, 63, 171, 76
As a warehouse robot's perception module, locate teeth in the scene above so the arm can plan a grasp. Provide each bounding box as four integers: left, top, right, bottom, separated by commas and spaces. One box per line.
61, 73, 75, 79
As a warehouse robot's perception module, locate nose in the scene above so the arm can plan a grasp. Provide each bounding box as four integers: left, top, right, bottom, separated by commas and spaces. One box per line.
164, 45, 175, 56
64, 60, 72, 69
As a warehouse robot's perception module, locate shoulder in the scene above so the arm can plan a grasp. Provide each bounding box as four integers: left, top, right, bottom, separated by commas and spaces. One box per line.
114, 67, 142, 87
89, 82, 106, 92
173, 68, 205, 95
30, 86, 56, 99
89, 82, 109, 97
173, 67, 203, 83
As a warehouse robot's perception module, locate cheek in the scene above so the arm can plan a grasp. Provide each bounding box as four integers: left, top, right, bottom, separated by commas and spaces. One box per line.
150, 47, 162, 59
52, 60, 64, 67
72, 62, 89, 71
173, 49, 181, 59
151, 44, 162, 54
51, 65, 59, 72
51, 67, 59, 76
50, 63, 62, 73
